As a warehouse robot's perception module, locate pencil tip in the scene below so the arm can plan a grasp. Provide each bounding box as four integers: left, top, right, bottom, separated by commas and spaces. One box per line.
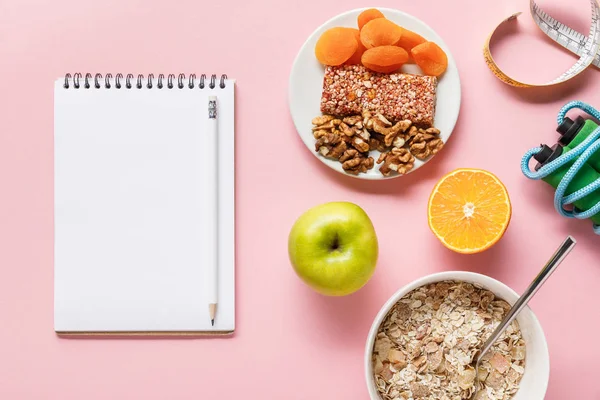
211, 319, 214, 326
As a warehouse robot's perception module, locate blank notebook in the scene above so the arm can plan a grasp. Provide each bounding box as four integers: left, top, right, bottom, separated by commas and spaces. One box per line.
54, 73, 235, 335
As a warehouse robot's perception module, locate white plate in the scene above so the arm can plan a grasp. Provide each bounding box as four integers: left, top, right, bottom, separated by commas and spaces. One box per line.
289, 8, 461, 180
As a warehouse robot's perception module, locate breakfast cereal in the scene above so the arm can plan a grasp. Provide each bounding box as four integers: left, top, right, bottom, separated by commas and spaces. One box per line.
372, 281, 525, 400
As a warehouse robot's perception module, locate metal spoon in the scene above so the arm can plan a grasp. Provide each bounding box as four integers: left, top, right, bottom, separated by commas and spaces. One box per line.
469, 236, 576, 399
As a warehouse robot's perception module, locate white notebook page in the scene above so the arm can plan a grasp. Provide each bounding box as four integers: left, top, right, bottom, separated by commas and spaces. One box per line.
54, 77, 235, 333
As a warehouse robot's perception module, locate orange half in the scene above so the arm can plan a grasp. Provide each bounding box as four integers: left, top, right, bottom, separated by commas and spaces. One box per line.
428, 169, 512, 254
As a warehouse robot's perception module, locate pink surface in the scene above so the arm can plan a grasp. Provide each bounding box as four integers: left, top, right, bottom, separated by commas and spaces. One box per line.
1, 0, 600, 398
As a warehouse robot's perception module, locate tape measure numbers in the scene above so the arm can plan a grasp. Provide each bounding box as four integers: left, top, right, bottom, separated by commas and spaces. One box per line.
484, 0, 600, 87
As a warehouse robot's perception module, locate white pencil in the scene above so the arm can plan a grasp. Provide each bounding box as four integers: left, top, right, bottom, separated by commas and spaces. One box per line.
207, 96, 219, 326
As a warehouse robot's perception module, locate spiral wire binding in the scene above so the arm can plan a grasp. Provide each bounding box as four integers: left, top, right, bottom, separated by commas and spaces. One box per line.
521, 100, 600, 234
64, 73, 228, 89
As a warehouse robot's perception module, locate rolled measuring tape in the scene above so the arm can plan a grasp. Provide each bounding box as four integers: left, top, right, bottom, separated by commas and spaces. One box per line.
484, 0, 600, 87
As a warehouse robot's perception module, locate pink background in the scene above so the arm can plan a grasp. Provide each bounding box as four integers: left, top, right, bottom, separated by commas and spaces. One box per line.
1, 0, 600, 398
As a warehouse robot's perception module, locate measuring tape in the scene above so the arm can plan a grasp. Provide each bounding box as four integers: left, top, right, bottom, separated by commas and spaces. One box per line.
484, 0, 600, 87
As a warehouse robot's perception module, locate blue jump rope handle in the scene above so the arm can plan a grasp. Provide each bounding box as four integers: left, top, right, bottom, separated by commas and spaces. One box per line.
521, 101, 600, 234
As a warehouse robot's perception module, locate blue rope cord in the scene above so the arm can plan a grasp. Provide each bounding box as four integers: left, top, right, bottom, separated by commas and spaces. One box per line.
521, 101, 600, 234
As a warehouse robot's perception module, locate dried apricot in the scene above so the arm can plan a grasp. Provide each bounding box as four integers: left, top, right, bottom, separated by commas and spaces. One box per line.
344, 28, 367, 65
361, 46, 409, 73
360, 19, 403, 49
358, 8, 385, 30
315, 27, 358, 66
396, 28, 426, 53
411, 41, 448, 76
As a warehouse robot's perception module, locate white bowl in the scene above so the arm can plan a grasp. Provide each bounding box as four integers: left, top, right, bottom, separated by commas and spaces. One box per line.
364, 271, 549, 399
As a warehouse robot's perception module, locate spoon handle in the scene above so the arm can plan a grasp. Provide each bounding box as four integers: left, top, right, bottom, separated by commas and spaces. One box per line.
476, 236, 577, 362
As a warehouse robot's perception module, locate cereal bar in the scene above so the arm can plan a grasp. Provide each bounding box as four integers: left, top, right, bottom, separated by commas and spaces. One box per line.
320, 65, 437, 127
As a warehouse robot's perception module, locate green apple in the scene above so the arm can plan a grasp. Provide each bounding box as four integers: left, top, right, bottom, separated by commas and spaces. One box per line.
288, 201, 378, 296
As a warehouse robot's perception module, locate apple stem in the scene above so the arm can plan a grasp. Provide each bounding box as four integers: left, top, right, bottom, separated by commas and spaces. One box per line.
330, 235, 340, 251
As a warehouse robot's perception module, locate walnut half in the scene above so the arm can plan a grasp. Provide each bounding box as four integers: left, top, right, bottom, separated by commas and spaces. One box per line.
340, 149, 374, 175
377, 148, 415, 176
369, 132, 387, 152
373, 119, 412, 147
315, 133, 347, 160
409, 128, 444, 160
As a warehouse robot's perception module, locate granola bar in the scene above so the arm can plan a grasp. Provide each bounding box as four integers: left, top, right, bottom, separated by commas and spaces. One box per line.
320, 65, 437, 128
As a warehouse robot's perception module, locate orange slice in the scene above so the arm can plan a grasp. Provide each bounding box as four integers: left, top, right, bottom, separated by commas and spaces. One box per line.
428, 169, 511, 254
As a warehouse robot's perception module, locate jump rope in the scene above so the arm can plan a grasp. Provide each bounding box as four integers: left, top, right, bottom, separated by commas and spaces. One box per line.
522, 101, 600, 234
